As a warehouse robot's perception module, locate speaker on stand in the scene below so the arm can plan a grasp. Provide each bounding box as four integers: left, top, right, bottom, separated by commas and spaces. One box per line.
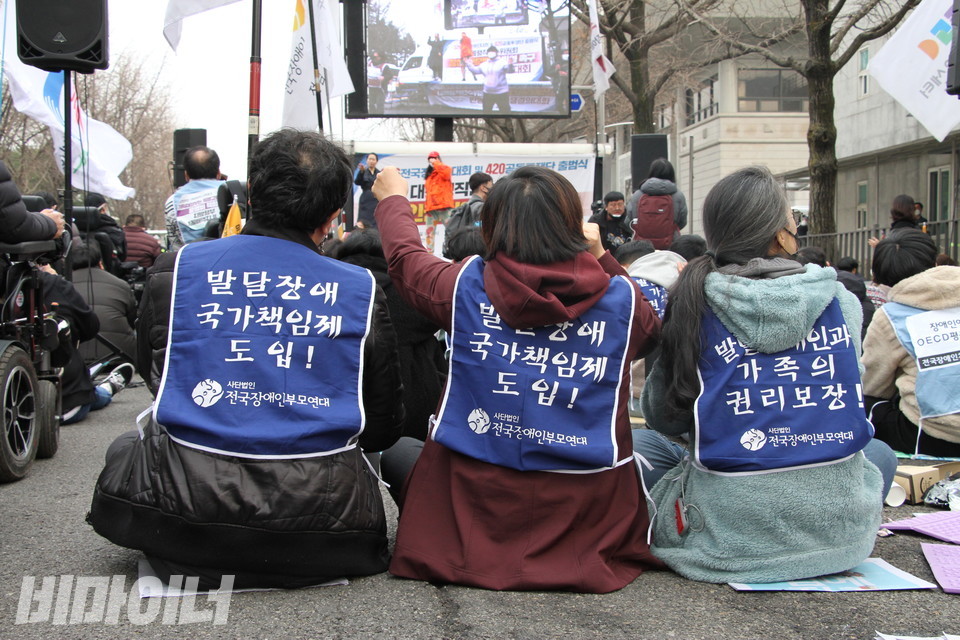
630, 134, 669, 192
15, 0, 110, 257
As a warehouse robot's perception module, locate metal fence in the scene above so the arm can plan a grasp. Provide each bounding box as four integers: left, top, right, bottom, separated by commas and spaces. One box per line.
798, 219, 959, 273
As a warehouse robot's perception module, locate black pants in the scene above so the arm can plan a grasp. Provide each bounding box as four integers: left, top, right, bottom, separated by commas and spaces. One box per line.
380, 437, 424, 505
867, 395, 960, 457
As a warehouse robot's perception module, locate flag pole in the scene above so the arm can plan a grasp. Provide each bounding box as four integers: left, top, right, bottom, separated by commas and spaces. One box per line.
306, 0, 325, 134
247, 0, 263, 166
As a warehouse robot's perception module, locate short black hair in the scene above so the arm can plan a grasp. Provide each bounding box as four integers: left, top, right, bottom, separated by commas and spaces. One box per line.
648, 158, 675, 183
836, 256, 858, 272
481, 165, 587, 264
184, 146, 221, 180
668, 234, 706, 261
84, 192, 106, 208
615, 240, 654, 265
33, 191, 59, 209
469, 172, 493, 193
125, 214, 146, 227
71, 241, 101, 269
603, 191, 625, 204
872, 229, 937, 287
337, 228, 384, 260
444, 227, 486, 262
248, 129, 352, 235
795, 246, 827, 267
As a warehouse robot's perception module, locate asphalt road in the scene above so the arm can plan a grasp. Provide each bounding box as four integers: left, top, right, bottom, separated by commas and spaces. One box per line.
1, 381, 958, 639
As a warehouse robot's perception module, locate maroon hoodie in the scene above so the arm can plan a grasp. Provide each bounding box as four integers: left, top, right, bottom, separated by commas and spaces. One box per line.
376, 195, 662, 592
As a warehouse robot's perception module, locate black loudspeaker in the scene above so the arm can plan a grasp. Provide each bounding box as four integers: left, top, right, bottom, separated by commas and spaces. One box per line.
16, 0, 108, 73
630, 134, 669, 191
172, 129, 207, 189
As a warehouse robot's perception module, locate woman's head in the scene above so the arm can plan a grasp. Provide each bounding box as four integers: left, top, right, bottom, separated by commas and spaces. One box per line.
890, 194, 916, 224
871, 229, 937, 286
366, 153, 379, 168
481, 165, 587, 264
647, 158, 675, 183
702, 166, 793, 264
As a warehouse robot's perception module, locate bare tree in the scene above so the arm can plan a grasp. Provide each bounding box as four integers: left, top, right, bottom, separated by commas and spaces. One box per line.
683, 0, 920, 244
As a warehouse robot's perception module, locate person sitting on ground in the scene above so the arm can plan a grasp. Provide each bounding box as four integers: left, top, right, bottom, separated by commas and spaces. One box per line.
89, 129, 405, 589
627, 158, 688, 249
631, 166, 895, 585
667, 233, 706, 261
122, 214, 162, 269
587, 190, 632, 252
374, 164, 662, 593
70, 243, 137, 366
337, 229, 445, 441
861, 230, 960, 457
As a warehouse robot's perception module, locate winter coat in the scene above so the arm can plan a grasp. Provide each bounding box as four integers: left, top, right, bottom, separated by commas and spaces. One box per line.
641, 263, 884, 584
626, 177, 688, 238
89, 219, 405, 586
424, 162, 454, 213
376, 194, 663, 593
0, 161, 57, 285
122, 225, 161, 268
72, 267, 137, 365
588, 210, 632, 252
862, 266, 960, 444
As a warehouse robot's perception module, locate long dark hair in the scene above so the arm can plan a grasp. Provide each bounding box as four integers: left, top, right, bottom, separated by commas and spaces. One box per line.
481, 165, 588, 264
659, 166, 789, 417
890, 194, 915, 224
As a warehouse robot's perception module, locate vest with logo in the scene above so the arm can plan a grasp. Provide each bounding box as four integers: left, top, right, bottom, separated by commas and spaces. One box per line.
171, 179, 224, 244
432, 256, 636, 473
632, 277, 668, 319
694, 298, 873, 474
155, 235, 376, 458
884, 302, 960, 425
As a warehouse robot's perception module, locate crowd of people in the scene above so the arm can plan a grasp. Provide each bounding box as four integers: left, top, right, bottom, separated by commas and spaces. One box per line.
4, 130, 958, 595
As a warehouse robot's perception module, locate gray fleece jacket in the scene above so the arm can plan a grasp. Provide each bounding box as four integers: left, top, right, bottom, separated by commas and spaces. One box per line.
641, 262, 883, 584
626, 178, 688, 231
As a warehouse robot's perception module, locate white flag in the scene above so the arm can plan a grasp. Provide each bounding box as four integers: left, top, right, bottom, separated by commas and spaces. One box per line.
164, 0, 242, 51
282, 0, 355, 131
868, 0, 960, 142
587, 0, 616, 99
1, 1, 134, 199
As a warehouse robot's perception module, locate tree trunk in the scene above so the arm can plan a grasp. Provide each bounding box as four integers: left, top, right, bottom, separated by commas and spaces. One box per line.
627, 1, 654, 134
803, 0, 838, 260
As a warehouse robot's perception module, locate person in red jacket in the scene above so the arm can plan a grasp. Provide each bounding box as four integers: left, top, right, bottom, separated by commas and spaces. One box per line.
373, 164, 662, 593
122, 214, 162, 268
423, 151, 453, 253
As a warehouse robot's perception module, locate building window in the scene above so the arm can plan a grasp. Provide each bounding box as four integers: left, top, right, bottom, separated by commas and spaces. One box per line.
928, 166, 951, 222
856, 181, 868, 228
858, 48, 869, 97
685, 75, 718, 126
737, 69, 809, 112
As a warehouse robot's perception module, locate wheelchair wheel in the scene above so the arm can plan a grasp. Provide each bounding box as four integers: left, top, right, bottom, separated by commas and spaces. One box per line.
36, 380, 60, 459
0, 346, 39, 482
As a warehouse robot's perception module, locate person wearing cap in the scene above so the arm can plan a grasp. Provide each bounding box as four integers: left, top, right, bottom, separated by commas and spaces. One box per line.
464, 45, 515, 113
424, 151, 453, 253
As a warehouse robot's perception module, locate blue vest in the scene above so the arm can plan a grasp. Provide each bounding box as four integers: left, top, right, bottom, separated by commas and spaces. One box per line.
172, 179, 224, 244
694, 299, 873, 474
632, 277, 668, 319
884, 302, 960, 422
433, 256, 635, 472
155, 235, 376, 458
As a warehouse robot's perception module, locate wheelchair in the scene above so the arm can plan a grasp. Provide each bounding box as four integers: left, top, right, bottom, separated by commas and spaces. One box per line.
0, 240, 64, 482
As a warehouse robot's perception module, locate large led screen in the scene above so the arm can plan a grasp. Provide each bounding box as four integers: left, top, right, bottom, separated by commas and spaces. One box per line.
355, 0, 570, 118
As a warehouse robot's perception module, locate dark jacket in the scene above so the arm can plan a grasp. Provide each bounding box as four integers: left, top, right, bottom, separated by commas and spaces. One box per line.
377, 194, 662, 593
587, 210, 632, 252
89, 219, 405, 587
122, 225, 162, 268
0, 161, 57, 287
72, 267, 137, 365
354, 168, 380, 228
39, 272, 100, 412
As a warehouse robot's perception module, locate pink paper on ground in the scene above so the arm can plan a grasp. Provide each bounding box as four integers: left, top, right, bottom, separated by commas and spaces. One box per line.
921, 543, 960, 594
883, 512, 960, 544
